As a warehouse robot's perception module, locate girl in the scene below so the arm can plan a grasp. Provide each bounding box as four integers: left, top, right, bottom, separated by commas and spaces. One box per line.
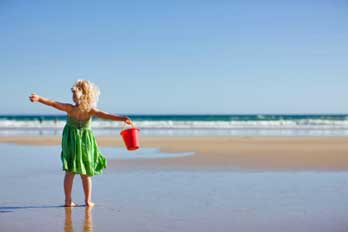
29, 80, 132, 207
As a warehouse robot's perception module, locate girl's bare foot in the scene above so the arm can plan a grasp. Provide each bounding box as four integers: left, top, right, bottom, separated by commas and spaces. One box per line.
85, 201, 95, 207
65, 201, 77, 207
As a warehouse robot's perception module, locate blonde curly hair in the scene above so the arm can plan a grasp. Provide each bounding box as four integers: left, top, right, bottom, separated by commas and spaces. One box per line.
71, 80, 100, 112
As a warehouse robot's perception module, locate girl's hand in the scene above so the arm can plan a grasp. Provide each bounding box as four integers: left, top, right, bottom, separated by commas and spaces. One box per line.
29, 93, 40, 102
124, 117, 133, 126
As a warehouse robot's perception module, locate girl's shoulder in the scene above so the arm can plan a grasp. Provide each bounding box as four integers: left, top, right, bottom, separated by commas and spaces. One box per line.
89, 107, 98, 115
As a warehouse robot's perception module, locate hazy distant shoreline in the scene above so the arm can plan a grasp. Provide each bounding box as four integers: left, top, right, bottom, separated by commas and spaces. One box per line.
1, 114, 348, 136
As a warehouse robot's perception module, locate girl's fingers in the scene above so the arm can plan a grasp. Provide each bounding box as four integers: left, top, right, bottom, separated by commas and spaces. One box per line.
125, 119, 133, 125
29, 95, 37, 102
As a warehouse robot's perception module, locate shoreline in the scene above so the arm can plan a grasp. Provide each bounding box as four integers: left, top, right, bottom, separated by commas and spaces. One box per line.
1, 136, 348, 171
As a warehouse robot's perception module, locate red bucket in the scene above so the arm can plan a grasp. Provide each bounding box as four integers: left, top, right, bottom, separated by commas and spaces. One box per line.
120, 127, 140, 151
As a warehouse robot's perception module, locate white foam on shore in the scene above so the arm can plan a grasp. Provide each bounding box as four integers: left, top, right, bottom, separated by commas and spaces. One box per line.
1, 119, 348, 129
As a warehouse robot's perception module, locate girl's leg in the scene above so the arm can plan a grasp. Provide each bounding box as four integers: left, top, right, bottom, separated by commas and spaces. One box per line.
81, 174, 95, 207
64, 171, 76, 207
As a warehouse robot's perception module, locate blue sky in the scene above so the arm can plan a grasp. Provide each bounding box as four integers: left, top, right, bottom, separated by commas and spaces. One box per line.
1, 1, 347, 114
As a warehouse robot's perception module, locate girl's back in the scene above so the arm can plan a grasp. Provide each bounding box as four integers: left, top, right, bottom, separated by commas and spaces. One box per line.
68, 106, 92, 121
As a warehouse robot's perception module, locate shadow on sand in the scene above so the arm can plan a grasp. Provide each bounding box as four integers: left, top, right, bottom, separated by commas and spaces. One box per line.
0, 205, 65, 213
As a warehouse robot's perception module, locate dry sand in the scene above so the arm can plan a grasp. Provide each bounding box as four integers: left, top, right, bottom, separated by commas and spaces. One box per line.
1, 136, 348, 171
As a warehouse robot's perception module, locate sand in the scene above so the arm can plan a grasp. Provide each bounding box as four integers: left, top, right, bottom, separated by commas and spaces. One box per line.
1, 139, 348, 231
1, 136, 348, 171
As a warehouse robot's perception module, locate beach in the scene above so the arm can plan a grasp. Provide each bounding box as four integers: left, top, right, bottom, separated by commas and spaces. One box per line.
1, 136, 348, 231
2, 0, 348, 230
1, 136, 348, 171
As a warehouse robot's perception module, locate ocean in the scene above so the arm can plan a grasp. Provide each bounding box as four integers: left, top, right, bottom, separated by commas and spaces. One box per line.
1, 114, 348, 136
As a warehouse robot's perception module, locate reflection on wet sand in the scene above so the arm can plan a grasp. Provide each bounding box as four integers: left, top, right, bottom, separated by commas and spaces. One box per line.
64, 207, 93, 232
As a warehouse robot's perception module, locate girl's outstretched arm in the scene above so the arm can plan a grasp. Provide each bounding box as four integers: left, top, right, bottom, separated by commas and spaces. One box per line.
29, 93, 73, 113
91, 108, 133, 125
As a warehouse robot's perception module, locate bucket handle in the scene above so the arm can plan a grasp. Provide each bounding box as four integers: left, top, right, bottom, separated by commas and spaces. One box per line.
122, 121, 135, 131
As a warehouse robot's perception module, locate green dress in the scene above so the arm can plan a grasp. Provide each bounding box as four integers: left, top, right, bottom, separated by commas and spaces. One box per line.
61, 116, 107, 176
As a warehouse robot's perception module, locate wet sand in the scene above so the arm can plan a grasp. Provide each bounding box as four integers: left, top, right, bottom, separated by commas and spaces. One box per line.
1, 136, 348, 171
0, 142, 348, 231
